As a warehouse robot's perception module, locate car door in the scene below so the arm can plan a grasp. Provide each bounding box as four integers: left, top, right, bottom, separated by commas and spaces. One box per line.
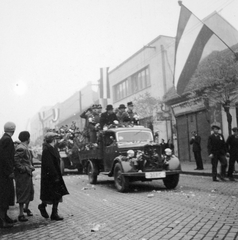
103, 132, 118, 172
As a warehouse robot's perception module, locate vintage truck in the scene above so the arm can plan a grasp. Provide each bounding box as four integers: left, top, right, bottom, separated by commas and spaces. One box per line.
72, 126, 181, 192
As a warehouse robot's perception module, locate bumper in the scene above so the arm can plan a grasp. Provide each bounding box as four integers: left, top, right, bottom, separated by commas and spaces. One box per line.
121, 170, 181, 178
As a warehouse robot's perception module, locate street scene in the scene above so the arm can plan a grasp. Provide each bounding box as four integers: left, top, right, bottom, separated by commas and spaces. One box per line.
0, 167, 238, 240
1, 0, 238, 239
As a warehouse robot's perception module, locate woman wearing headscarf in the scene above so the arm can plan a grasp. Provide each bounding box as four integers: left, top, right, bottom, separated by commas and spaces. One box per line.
14, 131, 35, 222
38, 132, 69, 221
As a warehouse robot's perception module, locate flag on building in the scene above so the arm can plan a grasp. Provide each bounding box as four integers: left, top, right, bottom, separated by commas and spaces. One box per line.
174, 2, 238, 95
100, 67, 110, 99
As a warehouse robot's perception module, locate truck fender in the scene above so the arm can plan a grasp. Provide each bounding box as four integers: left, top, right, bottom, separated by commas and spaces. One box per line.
109, 156, 132, 176
168, 156, 181, 170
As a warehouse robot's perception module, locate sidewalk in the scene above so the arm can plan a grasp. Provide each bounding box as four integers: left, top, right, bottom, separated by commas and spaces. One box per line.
181, 161, 238, 179
33, 158, 238, 179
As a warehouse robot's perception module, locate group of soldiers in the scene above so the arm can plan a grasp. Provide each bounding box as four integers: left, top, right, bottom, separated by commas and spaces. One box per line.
80, 101, 139, 143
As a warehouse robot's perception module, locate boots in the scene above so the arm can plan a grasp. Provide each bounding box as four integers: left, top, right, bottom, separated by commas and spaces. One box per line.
38, 203, 49, 218
51, 208, 63, 221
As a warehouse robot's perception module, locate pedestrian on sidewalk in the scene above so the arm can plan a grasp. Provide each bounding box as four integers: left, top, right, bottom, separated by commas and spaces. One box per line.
14, 131, 35, 222
38, 132, 69, 221
190, 131, 204, 170
226, 127, 238, 181
207, 123, 229, 182
0, 122, 17, 228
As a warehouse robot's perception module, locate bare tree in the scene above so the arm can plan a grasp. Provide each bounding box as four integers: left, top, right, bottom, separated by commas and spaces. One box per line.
133, 92, 161, 131
185, 48, 238, 135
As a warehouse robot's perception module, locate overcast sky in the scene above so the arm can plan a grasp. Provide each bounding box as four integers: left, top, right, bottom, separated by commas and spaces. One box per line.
0, 0, 237, 140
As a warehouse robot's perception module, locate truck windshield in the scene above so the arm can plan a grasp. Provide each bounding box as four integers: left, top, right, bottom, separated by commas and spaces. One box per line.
117, 131, 153, 143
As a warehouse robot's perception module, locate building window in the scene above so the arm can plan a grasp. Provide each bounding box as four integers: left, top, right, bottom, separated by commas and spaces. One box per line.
113, 66, 150, 102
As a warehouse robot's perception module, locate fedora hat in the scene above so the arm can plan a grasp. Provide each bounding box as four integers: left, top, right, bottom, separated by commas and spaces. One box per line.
106, 104, 113, 111
118, 104, 126, 109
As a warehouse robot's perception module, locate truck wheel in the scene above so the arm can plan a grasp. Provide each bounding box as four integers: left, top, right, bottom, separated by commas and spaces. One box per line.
114, 163, 129, 192
163, 174, 179, 189
60, 158, 65, 176
88, 161, 98, 184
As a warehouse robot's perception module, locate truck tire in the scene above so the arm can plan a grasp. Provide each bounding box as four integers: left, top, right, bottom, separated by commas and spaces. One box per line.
163, 174, 179, 189
60, 158, 65, 175
114, 163, 129, 192
88, 160, 98, 184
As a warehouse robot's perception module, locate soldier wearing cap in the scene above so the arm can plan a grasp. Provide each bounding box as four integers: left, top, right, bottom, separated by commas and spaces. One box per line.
207, 123, 228, 181
127, 101, 139, 125
38, 132, 69, 221
0, 121, 17, 228
226, 127, 238, 181
116, 104, 130, 125
100, 104, 118, 129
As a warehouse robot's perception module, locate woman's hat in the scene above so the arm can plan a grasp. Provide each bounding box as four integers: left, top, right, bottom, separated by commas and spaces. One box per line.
18, 131, 30, 142
4, 121, 16, 132
44, 132, 59, 141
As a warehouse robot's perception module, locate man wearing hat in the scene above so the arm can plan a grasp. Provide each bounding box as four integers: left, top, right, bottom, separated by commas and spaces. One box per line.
100, 104, 118, 129
0, 122, 17, 228
116, 104, 130, 125
127, 101, 139, 125
207, 123, 228, 181
226, 127, 238, 181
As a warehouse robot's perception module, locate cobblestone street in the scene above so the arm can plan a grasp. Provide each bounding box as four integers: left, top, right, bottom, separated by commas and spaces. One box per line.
1, 168, 238, 240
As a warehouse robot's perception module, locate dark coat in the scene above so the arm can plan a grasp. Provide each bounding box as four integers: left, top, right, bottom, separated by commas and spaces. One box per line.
100, 112, 118, 129
0, 133, 15, 209
226, 135, 238, 157
40, 143, 69, 202
207, 133, 227, 155
189, 135, 201, 152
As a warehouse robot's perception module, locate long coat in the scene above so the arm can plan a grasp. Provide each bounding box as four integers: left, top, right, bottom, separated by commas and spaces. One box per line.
207, 133, 227, 155
100, 112, 118, 129
40, 143, 69, 203
14, 142, 34, 204
189, 135, 201, 152
0, 133, 15, 209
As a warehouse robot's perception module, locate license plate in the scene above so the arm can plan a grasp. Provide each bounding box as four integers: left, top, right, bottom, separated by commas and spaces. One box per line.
145, 172, 166, 179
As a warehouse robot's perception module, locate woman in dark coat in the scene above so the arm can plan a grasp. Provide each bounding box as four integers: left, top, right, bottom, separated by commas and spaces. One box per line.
14, 131, 35, 222
38, 132, 69, 221
0, 122, 16, 228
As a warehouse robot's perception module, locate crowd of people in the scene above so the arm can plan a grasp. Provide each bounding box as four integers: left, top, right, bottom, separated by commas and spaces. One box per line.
80, 101, 139, 143
0, 122, 69, 229
190, 123, 238, 182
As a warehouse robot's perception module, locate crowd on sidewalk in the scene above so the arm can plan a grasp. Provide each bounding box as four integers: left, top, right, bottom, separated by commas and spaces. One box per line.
0, 122, 69, 229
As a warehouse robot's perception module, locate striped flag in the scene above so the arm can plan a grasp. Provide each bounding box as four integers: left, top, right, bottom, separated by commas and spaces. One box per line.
174, 2, 238, 95
100, 67, 110, 99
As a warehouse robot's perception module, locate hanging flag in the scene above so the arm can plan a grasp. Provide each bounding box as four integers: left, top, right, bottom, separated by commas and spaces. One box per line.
100, 67, 110, 99
174, 2, 238, 95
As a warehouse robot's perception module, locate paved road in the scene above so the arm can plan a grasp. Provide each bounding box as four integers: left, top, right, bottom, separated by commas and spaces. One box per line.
1, 169, 238, 240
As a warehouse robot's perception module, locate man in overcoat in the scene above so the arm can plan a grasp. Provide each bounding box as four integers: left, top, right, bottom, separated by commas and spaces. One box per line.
190, 131, 204, 170
100, 104, 118, 129
207, 124, 228, 181
0, 121, 17, 228
38, 132, 69, 221
226, 127, 238, 181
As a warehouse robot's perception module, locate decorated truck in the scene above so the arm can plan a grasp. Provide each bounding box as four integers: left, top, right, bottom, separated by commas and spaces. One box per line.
72, 126, 181, 192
